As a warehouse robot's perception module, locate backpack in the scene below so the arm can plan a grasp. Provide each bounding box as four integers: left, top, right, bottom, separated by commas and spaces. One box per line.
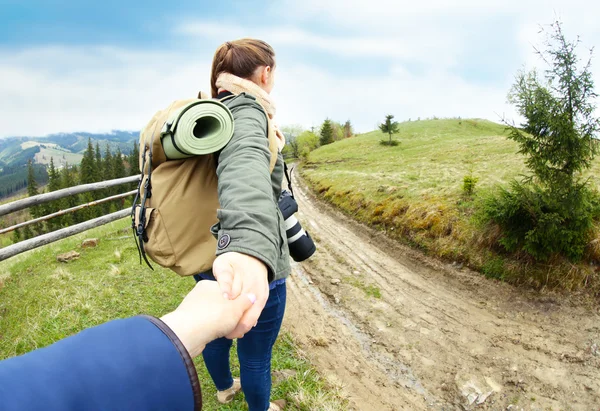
132, 92, 279, 276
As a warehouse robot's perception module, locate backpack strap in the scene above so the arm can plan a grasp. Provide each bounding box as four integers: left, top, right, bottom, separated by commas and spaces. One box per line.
215, 91, 278, 173
130, 146, 145, 261
283, 161, 294, 198
131, 121, 163, 271
137, 145, 155, 271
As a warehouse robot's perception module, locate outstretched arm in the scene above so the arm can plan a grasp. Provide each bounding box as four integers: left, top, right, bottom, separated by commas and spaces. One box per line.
0, 281, 255, 411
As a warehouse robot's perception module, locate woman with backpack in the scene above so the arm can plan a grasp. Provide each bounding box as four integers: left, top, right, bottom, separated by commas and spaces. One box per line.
194, 38, 291, 411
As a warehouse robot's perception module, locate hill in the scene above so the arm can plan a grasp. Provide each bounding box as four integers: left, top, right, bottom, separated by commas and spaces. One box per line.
0, 220, 347, 410
301, 118, 600, 290
0, 130, 138, 168
0, 130, 139, 200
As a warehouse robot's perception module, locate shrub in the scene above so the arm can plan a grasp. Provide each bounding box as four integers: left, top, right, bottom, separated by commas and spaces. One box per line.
484, 20, 600, 264
484, 180, 600, 261
462, 174, 479, 197
481, 256, 506, 280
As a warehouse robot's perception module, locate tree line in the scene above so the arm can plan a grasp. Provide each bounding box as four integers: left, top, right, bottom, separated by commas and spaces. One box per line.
13, 139, 140, 241
282, 114, 403, 159
282, 119, 354, 159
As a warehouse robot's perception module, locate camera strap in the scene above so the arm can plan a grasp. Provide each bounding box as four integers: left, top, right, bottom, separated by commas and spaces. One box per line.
283, 161, 294, 198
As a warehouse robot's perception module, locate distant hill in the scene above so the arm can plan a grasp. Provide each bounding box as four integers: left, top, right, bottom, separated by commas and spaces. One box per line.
0, 131, 139, 199
0, 130, 139, 169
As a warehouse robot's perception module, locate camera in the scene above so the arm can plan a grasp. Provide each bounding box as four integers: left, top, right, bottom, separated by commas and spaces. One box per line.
278, 190, 316, 262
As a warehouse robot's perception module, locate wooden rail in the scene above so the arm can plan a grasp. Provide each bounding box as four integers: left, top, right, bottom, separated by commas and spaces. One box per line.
0, 175, 140, 217
0, 209, 131, 262
0, 190, 136, 235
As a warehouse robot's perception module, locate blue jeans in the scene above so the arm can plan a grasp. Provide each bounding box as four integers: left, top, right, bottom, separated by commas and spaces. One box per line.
193, 275, 287, 411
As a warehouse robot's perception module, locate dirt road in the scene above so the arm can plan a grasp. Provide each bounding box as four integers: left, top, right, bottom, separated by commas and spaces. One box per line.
282, 174, 600, 410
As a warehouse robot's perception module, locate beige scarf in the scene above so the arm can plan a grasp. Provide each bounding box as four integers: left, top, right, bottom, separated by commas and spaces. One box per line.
216, 73, 286, 163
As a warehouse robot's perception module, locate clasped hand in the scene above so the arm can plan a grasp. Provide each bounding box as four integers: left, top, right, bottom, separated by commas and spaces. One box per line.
212, 251, 269, 339
160, 252, 269, 357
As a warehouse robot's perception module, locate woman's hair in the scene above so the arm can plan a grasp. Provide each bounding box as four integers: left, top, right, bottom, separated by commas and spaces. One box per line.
210, 38, 276, 97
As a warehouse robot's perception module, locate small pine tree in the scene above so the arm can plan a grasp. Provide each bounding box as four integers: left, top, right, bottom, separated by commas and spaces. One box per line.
113, 147, 126, 180
45, 157, 62, 230
27, 159, 42, 219
379, 114, 400, 145
11, 228, 21, 244
343, 120, 354, 138
95, 142, 103, 179
27, 159, 39, 197
100, 144, 115, 215
129, 142, 140, 176
486, 20, 600, 261
48, 157, 59, 191
80, 138, 96, 184
319, 119, 334, 146
22, 225, 33, 240
60, 163, 77, 225
103, 144, 114, 182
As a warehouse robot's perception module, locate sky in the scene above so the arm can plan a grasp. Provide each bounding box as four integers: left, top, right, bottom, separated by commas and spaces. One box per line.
1, 0, 599, 137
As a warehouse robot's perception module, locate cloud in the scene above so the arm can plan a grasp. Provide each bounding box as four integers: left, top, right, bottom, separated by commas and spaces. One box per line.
273, 0, 600, 71
179, 22, 461, 68
0, 42, 515, 138
0, 46, 212, 137
273, 63, 516, 132
276, 0, 600, 27
1, 1, 599, 138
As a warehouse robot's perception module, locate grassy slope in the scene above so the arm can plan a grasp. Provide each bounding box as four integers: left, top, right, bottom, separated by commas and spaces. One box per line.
302, 118, 600, 290
34, 147, 83, 166
0, 220, 346, 410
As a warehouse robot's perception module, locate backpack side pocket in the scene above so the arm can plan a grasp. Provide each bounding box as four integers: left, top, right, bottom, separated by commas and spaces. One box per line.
140, 207, 176, 268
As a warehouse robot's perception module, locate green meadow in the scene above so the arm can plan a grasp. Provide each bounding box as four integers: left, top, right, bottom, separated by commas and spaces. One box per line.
302, 118, 600, 291
0, 220, 346, 410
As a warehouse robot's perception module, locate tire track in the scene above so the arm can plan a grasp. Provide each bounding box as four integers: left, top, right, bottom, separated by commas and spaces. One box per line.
283, 173, 600, 410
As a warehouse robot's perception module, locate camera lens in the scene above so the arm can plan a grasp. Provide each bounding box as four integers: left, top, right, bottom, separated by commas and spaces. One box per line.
278, 190, 316, 262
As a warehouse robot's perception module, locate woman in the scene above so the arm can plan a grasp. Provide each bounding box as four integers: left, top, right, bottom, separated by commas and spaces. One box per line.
194, 39, 291, 411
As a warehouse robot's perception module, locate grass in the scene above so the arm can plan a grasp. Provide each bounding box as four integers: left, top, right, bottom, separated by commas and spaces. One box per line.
0, 219, 347, 410
302, 118, 600, 292
34, 146, 83, 167
344, 275, 382, 299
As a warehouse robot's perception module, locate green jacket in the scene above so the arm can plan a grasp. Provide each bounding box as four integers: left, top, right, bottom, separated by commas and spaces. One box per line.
213, 93, 291, 282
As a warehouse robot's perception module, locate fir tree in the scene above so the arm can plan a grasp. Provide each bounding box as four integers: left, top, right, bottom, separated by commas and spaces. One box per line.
103, 144, 114, 182
319, 119, 334, 146
45, 157, 62, 230
95, 142, 103, 180
129, 142, 140, 176
113, 147, 126, 180
27, 159, 42, 220
80, 138, 96, 184
486, 20, 600, 261
379, 114, 400, 145
343, 120, 354, 138
60, 164, 77, 225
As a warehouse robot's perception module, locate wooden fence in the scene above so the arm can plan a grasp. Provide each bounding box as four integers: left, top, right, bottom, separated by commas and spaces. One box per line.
0, 175, 140, 262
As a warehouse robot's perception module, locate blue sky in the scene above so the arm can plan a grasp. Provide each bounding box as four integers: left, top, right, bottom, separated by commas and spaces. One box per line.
1, 0, 599, 137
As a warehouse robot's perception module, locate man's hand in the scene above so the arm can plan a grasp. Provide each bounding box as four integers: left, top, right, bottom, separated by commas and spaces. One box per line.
161, 281, 256, 357
212, 252, 269, 339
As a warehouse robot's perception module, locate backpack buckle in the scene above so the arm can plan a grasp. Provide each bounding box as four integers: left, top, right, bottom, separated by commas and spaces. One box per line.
162, 121, 174, 136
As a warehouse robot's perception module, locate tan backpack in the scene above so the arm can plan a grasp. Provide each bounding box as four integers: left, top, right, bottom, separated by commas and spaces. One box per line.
132, 93, 278, 276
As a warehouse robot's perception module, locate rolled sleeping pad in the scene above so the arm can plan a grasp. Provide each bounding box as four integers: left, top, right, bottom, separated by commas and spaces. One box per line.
160, 99, 234, 160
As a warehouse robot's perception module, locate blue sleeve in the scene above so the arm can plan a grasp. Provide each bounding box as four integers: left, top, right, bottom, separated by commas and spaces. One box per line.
0, 315, 202, 411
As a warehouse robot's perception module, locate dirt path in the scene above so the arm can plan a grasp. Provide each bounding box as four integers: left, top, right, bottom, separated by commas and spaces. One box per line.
282, 174, 600, 411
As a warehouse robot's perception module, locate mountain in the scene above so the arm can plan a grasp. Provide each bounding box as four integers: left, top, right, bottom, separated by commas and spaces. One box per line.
0, 131, 139, 169
0, 131, 139, 200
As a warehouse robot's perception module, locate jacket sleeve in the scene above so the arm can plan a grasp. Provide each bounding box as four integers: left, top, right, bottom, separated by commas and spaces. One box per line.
0, 316, 202, 411
215, 98, 280, 281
